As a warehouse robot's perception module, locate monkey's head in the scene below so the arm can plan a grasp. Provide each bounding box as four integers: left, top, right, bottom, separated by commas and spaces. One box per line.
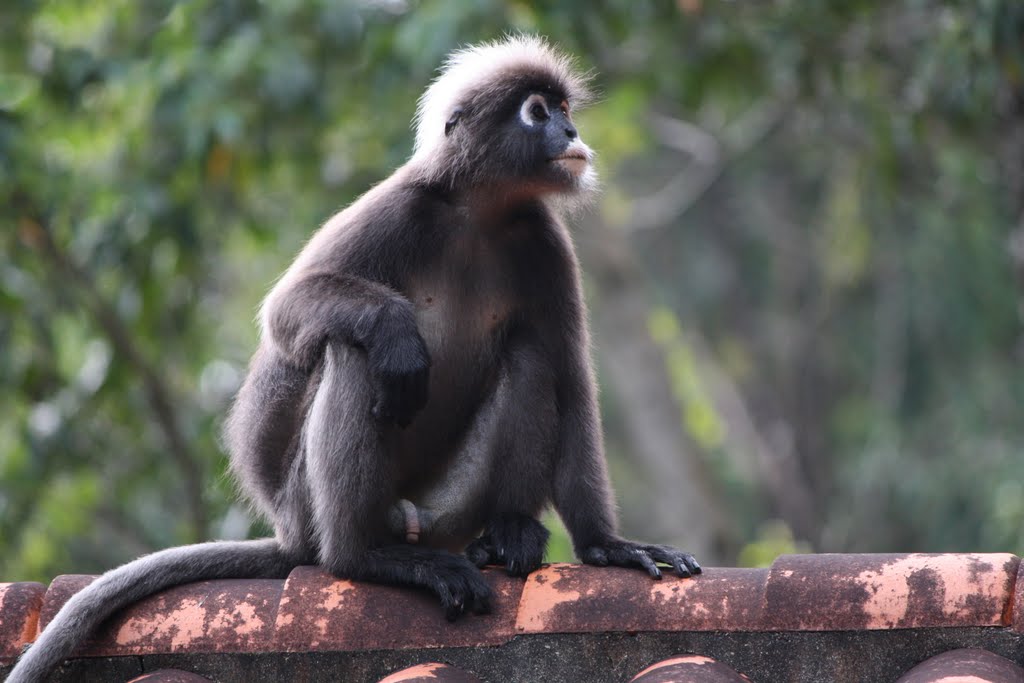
411, 35, 598, 199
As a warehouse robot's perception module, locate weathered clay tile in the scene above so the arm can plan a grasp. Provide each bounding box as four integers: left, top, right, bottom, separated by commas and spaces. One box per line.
895, 648, 1024, 682
40, 575, 283, 656
1013, 556, 1024, 633
377, 662, 482, 682
630, 655, 753, 682
0, 582, 45, 663
15, 552, 1024, 675
764, 554, 1019, 631
38, 575, 97, 631
125, 669, 215, 682
272, 565, 523, 652
515, 564, 765, 634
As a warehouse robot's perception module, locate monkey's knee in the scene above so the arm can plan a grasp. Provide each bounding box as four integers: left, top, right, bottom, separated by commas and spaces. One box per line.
314, 347, 380, 449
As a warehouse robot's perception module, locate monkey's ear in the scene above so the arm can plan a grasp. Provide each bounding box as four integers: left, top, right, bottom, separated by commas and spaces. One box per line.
445, 106, 464, 136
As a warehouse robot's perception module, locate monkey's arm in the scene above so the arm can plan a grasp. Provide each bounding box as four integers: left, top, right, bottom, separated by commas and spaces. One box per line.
264, 271, 430, 426
552, 330, 702, 580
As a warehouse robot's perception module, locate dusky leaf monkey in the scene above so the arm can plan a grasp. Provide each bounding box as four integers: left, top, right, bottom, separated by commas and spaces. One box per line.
7, 35, 700, 683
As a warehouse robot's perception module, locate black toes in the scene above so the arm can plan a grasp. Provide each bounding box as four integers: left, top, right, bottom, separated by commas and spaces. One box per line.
430, 557, 492, 620
359, 545, 492, 620
581, 546, 609, 566
465, 539, 491, 568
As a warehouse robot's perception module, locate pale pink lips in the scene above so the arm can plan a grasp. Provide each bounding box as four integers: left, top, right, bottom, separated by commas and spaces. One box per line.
551, 151, 589, 174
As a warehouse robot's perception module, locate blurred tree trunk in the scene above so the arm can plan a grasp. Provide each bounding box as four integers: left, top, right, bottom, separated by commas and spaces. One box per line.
578, 218, 728, 564
1003, 94, 1024, 345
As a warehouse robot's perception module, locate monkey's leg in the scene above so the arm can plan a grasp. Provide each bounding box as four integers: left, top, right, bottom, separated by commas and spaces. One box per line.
230, 350, 309, 516
304, 342, 492, 619
462, 342, 557, 576
223, 344, 325, 562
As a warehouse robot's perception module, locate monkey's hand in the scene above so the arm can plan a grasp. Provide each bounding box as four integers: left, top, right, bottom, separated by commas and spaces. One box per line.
466, 514, 550, 577
580, 538, 702, 579
366, 325, 431, 427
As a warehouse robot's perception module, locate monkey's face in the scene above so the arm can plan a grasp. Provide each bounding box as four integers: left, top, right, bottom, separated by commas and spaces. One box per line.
485, 91, 594, 193
522, 92, 593, 188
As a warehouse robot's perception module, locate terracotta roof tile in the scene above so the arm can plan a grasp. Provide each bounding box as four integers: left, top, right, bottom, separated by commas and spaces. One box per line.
895, 648, 1024, 683
516, 564, 764, 634
40, 575, 283, 656
0, 582, 45, 663
1013, 556, 1024, 633
272, 565, 523, 652
38, 574, 95, 632
6, 554, 1024, 681
630, 656, 753, 682
763, 553, 1019, 631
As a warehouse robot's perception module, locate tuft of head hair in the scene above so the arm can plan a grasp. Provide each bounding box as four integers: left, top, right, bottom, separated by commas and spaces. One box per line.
411, 35, 594, 164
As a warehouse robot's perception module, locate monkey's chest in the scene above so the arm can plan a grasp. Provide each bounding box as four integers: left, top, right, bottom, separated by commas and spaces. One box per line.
414, 288, 511, 350
412, 279, 514, 400
390, 269, 516, 473
408, 251, 517, 355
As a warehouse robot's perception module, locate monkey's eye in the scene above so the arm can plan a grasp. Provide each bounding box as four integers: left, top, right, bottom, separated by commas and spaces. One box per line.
519, 94, 551, 126
560, 101, 570, 117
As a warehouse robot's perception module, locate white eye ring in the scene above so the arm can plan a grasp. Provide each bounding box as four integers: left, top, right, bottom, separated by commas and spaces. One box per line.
519, 94, 549, 126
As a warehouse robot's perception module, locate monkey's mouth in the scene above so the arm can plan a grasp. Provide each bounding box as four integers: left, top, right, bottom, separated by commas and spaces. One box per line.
550, 152, 590, 175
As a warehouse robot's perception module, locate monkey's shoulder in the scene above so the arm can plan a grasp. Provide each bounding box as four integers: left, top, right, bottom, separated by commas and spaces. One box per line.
296, 171, 455, 273
322, 171, 572, 261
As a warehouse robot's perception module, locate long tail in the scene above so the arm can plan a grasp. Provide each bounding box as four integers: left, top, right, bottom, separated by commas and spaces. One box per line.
6, 538, 295, 683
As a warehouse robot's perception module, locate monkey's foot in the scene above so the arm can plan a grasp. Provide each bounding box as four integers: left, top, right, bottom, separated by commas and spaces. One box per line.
466, 514, 549, 577
580, 538, 702, 579
362, 545, 492, 621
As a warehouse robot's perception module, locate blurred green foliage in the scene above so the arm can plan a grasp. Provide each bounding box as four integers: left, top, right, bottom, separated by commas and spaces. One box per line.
2, 1, 1023, 580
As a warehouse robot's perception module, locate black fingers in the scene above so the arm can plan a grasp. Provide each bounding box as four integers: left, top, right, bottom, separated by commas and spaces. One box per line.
580, 539, 702, 579
642, 544, 702, 578
602, 542, 662, 579
368, 330, 431, 427
466, 514, 549, 577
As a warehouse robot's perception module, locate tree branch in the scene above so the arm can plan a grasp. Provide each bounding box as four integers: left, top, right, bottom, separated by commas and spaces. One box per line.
19, 214, 208, 542
628, 93, 795, 232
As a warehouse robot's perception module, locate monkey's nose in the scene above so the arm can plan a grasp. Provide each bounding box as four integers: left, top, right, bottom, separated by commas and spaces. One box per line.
565, 125, 578, 139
